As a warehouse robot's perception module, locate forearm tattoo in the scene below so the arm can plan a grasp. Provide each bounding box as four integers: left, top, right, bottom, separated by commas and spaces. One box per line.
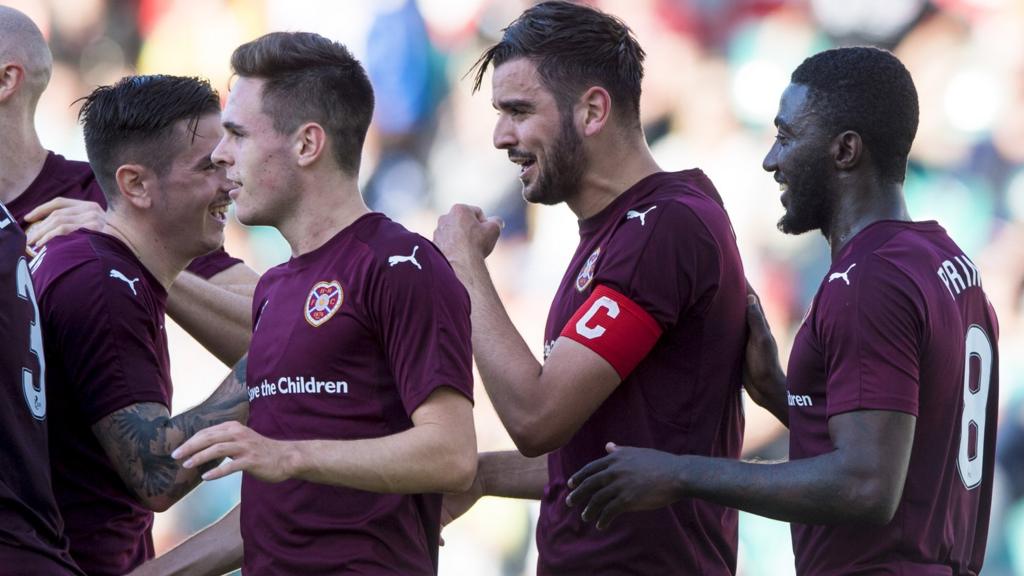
92, 355, 250, 504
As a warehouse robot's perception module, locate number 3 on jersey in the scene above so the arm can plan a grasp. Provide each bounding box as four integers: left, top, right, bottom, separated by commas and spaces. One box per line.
957, 324, 991, 490
17, 257, 46, 420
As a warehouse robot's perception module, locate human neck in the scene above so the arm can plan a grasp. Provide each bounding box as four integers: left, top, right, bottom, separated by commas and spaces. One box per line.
827, 178, 910, 260
278, 171, 370, 257
565, 132, 661, 220
0, 110, 47, 204
102, 212, 191, 290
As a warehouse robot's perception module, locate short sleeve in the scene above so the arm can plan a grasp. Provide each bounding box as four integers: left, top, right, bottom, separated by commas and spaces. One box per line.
369, 240, 473, 416
41, 262, 171, 424
593, 200, 720, 331
186, 247, 244, 279
821, 256, 926, 418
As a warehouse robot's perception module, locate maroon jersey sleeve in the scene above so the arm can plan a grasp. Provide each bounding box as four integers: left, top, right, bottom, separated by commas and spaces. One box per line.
818, 255, 926, 418
592, 200, 720, 331
367, 240, 473, 416
41, 262, 171, 424
185, 247, 243, 279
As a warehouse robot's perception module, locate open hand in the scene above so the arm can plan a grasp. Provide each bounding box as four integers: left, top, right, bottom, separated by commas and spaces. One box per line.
173, 421, 293, 483
742, 286, 787, 421
566, 442, 685, 530
24, 197, 105, 248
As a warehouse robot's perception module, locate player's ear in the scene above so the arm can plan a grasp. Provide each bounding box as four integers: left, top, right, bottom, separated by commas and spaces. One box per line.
0, 63, 26, 103
294, 122, 327, 168
579, 86, 612, 137
114, 164, 153, 209
832, 130, 862, 172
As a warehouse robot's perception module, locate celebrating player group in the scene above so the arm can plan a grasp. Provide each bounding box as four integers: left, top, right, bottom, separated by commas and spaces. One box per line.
0, 1, 998, 575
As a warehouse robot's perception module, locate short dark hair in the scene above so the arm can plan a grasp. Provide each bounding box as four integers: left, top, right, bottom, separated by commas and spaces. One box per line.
472, 0, 645, 127
230, 32, 374, 175
78, 75, 221, 204
791, 47, 919, 183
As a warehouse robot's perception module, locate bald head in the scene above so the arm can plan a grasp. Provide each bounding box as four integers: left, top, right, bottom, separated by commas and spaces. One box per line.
0, 5, 53, 105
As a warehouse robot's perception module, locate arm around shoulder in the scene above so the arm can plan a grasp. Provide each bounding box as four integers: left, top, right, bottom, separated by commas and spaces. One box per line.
166, 262, 258, 366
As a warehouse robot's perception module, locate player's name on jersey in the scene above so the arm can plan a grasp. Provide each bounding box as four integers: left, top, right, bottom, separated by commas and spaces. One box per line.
248, 376, 349, 401
937, 253, 981, 301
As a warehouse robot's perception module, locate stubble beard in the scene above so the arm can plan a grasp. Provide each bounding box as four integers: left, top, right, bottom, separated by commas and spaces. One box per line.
525, 111, 587, 206
777, 158, 834, 236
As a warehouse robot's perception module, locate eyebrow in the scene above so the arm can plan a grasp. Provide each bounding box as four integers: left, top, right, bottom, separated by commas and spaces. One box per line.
222, 120, 246, 134
493, 98, 534, 112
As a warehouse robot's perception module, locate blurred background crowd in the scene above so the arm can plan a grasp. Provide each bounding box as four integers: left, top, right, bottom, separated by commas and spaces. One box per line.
8, 0, 1024, 573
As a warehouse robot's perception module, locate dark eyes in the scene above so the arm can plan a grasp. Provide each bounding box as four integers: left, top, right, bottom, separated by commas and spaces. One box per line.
497, 108, 527, 118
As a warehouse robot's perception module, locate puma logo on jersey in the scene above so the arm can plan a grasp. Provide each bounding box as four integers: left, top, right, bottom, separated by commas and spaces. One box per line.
254, 299, 270, 333
388, 245, 421, 270
828, 263, 857, 286
28, 245, 47, 274
626, 206, 657, 226
109, 269, 140, 295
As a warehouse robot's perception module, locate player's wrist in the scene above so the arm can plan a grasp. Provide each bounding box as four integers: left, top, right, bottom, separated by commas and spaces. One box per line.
448, 253, 488, 285
672, 455, 695, 500
281, 439, 307, 481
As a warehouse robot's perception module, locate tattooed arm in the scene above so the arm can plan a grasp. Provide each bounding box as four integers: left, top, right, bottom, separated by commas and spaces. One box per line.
92, 356, 250, 512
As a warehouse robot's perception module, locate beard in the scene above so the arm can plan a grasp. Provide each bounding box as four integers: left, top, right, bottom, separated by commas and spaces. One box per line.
777, 156, 834, 236
523, 110, 587, 206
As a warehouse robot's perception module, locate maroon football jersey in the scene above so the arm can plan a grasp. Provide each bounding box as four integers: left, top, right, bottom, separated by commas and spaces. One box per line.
32, 229, 173, 576
787, 220, 998, 575
241, 213, 473, 574
539, 171, 747, 575
8, 151, 240, 278
0, 203, 83, 575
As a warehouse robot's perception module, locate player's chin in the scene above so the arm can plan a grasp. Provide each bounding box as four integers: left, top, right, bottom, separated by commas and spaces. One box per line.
777, 212, 816, 236
233, 206, 262, 227
196, 227, 226, 254
522, 182, 548, 205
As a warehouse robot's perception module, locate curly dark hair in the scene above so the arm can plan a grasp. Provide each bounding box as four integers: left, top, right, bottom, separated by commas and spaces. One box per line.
791, 46, 919, 184
471, 0, 645, 127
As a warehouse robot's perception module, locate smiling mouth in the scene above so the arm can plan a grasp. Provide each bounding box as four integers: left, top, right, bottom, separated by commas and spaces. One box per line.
508, 153, 536, 179
209, 201, 232, 223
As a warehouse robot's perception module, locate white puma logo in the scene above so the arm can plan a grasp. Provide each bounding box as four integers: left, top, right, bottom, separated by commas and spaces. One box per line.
28, 246, 47, 274
388, 245, 421, 270
254, 299, 270, 333
110, 269, 140, 295
626, 205, 657, 226
828, 263, 857, 286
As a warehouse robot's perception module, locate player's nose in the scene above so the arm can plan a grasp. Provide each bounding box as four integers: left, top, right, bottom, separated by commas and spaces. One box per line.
211, 136, 232, 168
762, 142, 779, 173
493, 114, 516, 150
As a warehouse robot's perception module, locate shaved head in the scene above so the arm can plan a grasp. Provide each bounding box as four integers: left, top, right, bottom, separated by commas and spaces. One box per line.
0, 5, 53, 104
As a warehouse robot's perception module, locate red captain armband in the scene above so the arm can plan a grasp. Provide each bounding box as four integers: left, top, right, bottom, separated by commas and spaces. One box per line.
560, 284, 662, 379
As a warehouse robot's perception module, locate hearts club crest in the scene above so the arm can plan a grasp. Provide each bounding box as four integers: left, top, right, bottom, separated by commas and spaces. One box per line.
575, 247, 601, 292
305, 280, 344, 327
